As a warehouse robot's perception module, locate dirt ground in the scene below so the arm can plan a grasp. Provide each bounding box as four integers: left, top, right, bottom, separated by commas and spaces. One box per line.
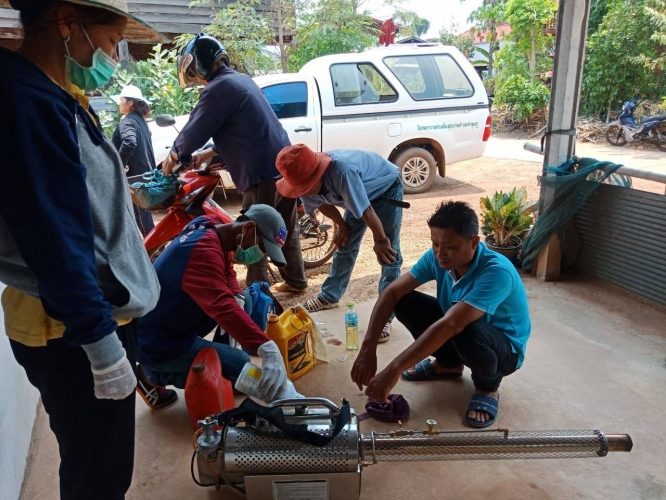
208, 156, 544, 308
156, 135, 663, 309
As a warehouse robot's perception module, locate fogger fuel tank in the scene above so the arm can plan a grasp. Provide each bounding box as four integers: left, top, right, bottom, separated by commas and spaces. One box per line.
193, 398, 632, 500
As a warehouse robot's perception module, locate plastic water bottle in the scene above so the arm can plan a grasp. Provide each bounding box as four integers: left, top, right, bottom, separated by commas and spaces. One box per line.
345, 303, 359, 350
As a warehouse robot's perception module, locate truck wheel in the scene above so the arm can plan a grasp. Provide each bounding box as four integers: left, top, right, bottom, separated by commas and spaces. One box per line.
393, 147, 438, 194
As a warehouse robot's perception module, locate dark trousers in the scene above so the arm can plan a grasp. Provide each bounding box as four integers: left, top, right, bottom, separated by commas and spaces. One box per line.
10, 323, 137, 500
133, 203, 155, 237
242, 178, 307, 289
395, 291, 518, 392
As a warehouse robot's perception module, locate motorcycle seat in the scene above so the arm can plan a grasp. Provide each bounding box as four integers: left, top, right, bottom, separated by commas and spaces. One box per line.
639, 113, 666, 124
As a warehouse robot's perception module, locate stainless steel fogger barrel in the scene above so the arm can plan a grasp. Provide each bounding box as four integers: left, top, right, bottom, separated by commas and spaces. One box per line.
193, 398, 632, 500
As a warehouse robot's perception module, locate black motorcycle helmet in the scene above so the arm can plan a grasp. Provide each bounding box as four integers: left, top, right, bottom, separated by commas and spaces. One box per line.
177, 33, 230, 88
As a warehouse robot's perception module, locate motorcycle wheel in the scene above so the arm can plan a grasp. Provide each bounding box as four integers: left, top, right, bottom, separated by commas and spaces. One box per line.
299, 209, 337, 269
650, 126, 666, 152
605, 124, 627, 146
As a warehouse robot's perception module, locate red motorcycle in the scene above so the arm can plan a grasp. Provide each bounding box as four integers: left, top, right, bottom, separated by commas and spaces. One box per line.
135, 116, 337, 267
139, 161, 233, 259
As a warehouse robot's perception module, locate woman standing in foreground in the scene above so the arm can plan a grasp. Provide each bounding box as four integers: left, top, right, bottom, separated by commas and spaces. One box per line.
0, 1, 162, 498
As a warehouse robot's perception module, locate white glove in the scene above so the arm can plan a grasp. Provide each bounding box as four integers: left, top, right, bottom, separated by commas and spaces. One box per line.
82, 333, 137, 400
257, 340, 288, 402
91, 356, 137, 400
235, 293, 245, 310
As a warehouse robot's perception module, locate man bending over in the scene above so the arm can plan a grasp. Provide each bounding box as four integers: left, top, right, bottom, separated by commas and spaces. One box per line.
136, 205, 291, 404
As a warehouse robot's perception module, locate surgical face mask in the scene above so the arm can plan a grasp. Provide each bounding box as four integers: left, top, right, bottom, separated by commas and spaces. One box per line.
64, 24, 118, 90
234, 232, 265, 265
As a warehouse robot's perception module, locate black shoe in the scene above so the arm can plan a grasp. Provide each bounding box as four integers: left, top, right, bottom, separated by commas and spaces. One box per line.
136, 365, 178, 409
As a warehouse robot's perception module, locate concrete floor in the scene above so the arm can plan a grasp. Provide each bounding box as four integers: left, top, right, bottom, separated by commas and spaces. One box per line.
21, 274, 666, 500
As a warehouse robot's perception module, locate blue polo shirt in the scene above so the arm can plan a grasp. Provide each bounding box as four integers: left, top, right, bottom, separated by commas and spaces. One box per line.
409, 243, 531, 367
301, 149, 400, 218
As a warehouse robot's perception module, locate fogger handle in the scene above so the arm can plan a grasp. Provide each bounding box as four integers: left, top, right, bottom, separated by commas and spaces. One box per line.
268, 397, 342, 415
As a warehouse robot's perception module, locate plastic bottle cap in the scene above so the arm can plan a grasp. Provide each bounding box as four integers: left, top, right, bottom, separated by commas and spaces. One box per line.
267, 313, 279, 322
346, 302, 354, 308
191, 362, 205, 374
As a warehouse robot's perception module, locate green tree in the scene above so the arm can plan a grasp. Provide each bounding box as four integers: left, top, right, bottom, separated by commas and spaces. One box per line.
383, 0, 430, 37
491, 0, 556, 121
642, 0, 666, 73
466, 0, 506, 80
191, 0, 276, 75
438, 23, 476, 58
588, 0, 612, 35
581, 0, 666, 118
503, 0, 557, 78
287, 0, 378, 72
393, 11, 430, 37
270, 0, 298, 72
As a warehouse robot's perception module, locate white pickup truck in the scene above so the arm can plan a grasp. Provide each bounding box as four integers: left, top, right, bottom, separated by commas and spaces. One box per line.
151, 43, 490, 194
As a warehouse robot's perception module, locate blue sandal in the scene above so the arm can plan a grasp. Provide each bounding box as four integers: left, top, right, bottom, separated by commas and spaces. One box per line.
401, 359, 464, 381
465, 393, 499, 428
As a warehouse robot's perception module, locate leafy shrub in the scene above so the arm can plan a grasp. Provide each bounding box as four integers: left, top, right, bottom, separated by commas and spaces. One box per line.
493, 73, 551, 121
480, 187, 535, 247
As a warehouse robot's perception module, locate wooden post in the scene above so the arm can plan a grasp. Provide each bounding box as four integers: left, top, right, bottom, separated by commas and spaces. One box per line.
535, 0, 592, 281
118, 40, 130, 72
276, 3, 287, 73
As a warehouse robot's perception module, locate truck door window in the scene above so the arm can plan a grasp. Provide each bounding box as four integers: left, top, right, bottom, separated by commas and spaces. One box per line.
262, 82, 308, 119
384, 54, 475, 100
329, 63, 397, 106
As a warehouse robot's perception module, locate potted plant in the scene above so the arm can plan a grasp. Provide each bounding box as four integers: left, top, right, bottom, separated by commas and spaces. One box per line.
480, 188, 536, 261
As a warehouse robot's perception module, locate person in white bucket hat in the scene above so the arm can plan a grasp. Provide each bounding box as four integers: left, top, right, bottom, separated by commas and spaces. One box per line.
112, 84, 159, 237
111, 83, 152, 105
0, 1, 163, 499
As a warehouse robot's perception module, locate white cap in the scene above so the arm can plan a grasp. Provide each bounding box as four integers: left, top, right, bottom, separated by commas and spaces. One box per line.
111, 85, 151, 105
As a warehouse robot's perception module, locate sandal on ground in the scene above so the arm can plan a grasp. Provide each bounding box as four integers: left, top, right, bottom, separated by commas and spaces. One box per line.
465, 393, 500, 428
378, 322, 391, 343
401, 359, 464, 381
274, 282, 307, 293
304, 296, 339, 313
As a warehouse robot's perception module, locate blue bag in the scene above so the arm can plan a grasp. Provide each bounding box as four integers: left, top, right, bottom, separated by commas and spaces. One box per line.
129, 169, 180, 211
245, 282, 284, 331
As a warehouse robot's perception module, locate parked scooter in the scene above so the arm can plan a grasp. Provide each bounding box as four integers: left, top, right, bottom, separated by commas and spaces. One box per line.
605, 99, 666, 151
140, 115, 337, 267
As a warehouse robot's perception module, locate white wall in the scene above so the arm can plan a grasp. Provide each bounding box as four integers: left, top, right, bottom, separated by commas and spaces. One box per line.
0, 284, 40, 500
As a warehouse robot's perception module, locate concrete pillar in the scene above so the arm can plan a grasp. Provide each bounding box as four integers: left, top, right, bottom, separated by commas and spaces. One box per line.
535, 0, 592, 281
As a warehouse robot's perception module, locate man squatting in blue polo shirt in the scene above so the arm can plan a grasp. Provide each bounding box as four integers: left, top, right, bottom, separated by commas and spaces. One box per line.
351, 201, 531, 427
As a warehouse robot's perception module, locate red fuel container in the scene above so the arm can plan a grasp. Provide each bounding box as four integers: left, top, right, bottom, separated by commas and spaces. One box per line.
184, 347, 235, 431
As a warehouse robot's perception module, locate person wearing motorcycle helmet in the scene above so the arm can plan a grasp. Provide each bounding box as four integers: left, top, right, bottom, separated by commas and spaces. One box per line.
163, 33, 308, 294
0, 1, 164, 498
176, 32, 230, 88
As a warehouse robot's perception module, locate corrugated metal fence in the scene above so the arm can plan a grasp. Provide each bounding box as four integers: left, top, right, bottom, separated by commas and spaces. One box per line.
575, 183, 666, 307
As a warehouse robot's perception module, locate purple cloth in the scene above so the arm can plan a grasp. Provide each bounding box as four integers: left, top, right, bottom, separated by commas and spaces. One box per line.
358, 394, 410, 422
